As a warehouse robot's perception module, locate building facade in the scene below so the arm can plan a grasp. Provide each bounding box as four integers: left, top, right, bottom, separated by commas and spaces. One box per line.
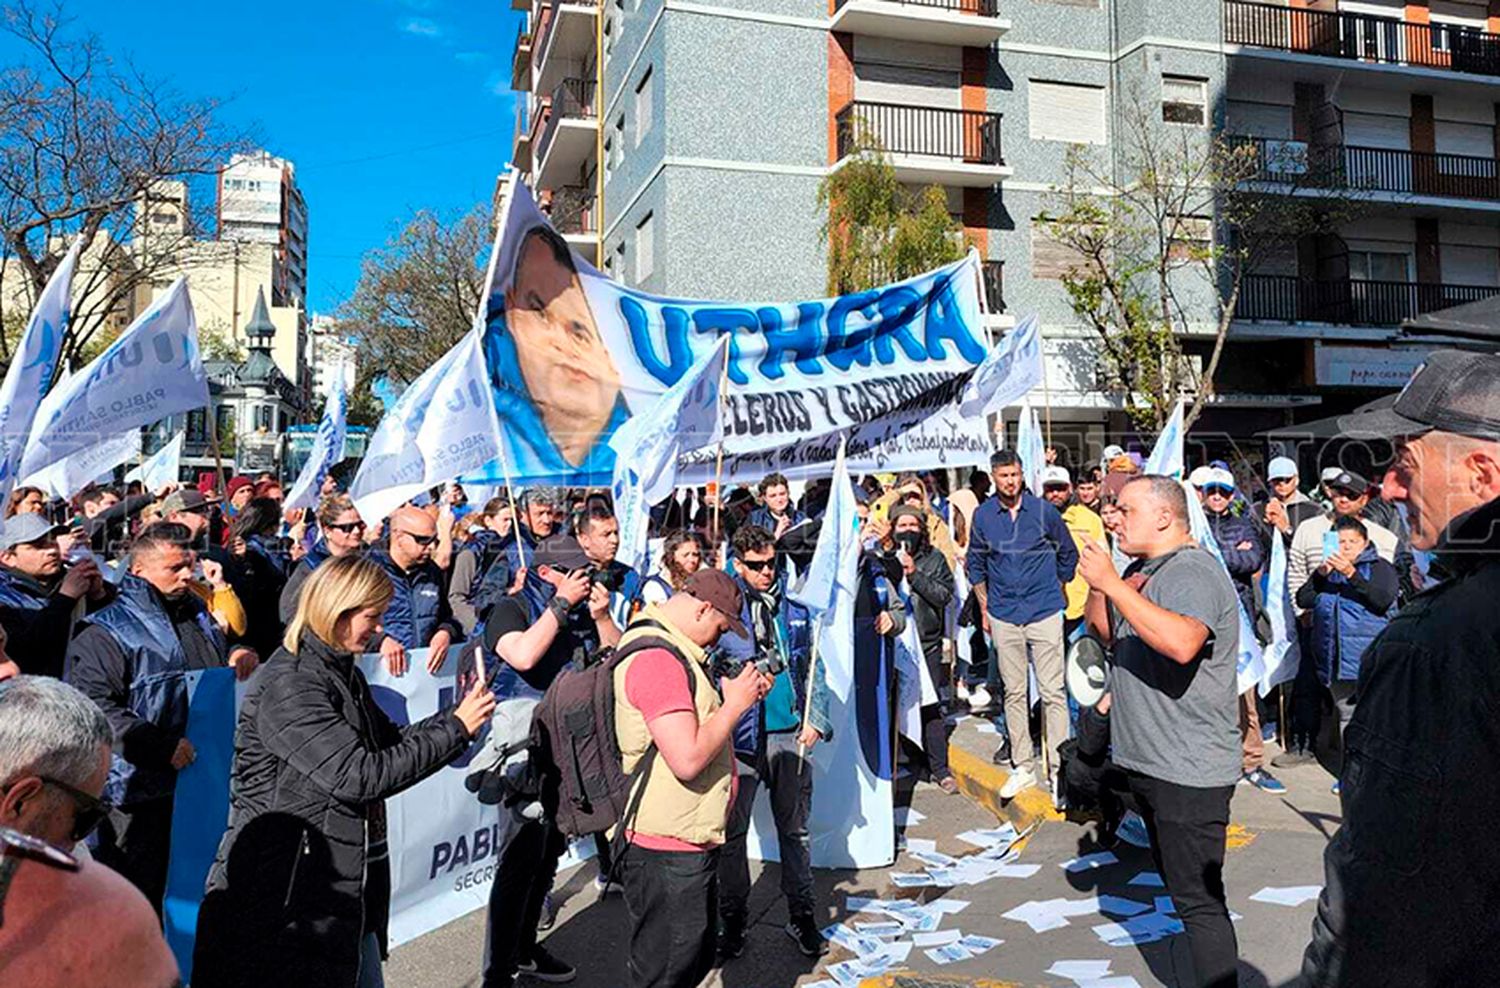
218, 150, 310, 310
308, 313, 358, 399
508, 0, 1500, 469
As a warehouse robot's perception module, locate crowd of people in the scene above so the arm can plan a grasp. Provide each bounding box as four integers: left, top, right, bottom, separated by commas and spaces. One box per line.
0, 350, 1497, 988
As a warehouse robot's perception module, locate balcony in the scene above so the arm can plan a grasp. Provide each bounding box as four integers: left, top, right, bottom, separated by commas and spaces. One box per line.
829, 0, 1009, 47
545, 185, 598, 264
533, 0, 598, 97
535, 78, 598, 189
1228, 134, 1500, 210
1236, 273, 1500, 327
835, 101, 1008, 187
1224, 0, 1500, 78
511, 24, 532, 91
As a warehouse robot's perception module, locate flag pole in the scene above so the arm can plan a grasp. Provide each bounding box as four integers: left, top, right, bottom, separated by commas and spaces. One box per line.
797, 630, 820, 775
205, 403, 227, 495
708, 337, 731, 554
1040, 334, 1053, 448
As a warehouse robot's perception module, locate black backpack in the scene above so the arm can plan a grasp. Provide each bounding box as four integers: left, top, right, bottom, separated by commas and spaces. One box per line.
530, 619, 695, 840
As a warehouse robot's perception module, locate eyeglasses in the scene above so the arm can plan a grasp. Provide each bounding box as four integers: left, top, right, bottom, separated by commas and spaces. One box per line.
400, 530, 438, 547
37, 777, 111, 842
1202, 485, 1234, 497
326, 520, 367, 533
739, 557, 777, 572
1269, 476, 1298, 485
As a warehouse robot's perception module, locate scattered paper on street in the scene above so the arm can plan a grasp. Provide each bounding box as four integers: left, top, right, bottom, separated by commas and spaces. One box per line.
1048, 959, 1114, 981
1249, 885, 1322, 907
956, 934, 1003, 955
912, 930, 962, 947
1060, 851, 1120, 872
956, 825, 1018, 849
822, 923, 884, 957
893, 807, 926, 827
890, 872, 939, 888
930, 899, 970, 915
924, 942, 974, 965
852, 920, 906, 938
904, 837, 938, 856
1128, 871, 1164, 887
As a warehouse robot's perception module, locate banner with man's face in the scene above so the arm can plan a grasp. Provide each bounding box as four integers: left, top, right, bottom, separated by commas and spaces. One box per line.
472, 173, 1000, 487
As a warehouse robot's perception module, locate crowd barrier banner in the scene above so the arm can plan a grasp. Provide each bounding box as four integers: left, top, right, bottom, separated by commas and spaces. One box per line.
163, 650, 512, 980
0, 238, 77, 503
464, 172, 1015, 489
20, 278, 208, 480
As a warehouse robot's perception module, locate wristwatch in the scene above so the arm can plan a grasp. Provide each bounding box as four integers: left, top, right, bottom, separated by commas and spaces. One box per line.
547, 596, 572, 623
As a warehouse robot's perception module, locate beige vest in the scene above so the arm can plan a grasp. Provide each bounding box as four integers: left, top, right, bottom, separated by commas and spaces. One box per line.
612, 605, 734, 846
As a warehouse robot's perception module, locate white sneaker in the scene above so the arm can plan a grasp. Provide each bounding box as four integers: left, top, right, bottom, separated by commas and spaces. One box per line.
968, 685, 993, 710
999, 767, 1036, 800
955, 680, 971, 703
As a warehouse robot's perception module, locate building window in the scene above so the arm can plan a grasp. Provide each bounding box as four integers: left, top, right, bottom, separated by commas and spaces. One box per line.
604, 11, 616, 55
215, 406, 235, 440
636, 213, 654, 281
1349, 250, 1410, 283
634, 69, 653, 148
612, 115, 624, 169
186, 410, 207, 443
604, 134, 615, 180
1168, 215, 1213, 264
1162, 75, 1207, 126
255, 405, 274, 431
1029, 80, 1107, 145
614, 242, 626, 282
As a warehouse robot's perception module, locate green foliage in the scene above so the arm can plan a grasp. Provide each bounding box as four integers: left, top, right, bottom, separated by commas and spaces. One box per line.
818, 121, 967, 295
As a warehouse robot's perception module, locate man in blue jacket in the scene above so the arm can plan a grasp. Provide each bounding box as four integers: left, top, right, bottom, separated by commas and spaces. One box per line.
965, 449, 1077, 800
472, 487, 562, 620
66, 522, 250, 913
372, 505, 463, 676
717, 523, 832, 961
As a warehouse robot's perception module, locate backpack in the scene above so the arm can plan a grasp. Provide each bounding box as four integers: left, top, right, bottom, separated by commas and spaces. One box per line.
530, 618, 695, 840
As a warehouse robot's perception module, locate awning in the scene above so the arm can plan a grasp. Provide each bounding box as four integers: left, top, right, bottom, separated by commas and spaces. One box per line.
1260, 394, 1394, 440
1402, 294, 1500, 342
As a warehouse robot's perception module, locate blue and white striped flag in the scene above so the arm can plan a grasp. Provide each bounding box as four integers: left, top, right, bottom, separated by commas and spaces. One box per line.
0, 239, 78, 503
960, 314, 1043, 416
285, 381, 348, 511
789, 437, 862, 701
1144, 400, 1185, 479
1258, 530, 1300, 696
609, 338, 727, 575
1017, 400, 1046, 495
1184, 481, 1266, 692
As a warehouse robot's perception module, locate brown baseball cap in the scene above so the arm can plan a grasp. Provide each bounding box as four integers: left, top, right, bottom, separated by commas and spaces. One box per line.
682, 569, 749, 637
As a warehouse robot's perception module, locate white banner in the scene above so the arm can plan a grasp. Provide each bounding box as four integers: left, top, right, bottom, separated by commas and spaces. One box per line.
285, 381, 348, 511
19, 278, 208, 479
349, 329, 503, 524
24, 428, 141, 499
0, 239, 78, 503
125, 431, 184, 491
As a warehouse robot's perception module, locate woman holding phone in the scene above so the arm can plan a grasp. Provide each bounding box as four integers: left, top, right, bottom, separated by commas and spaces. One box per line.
193, 554, 496, 988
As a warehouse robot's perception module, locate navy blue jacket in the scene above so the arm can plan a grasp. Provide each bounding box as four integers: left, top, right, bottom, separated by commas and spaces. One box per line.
372, 552, 461, 651
66, 575, 227, 805
277, 539, 334, 624
0, 566, 88, 678
1301, 545, 1397, 684
1205, 507, 1266, 618
964, 491, 1077, 625
472, 524, 542, 620
721, 574, 831, 759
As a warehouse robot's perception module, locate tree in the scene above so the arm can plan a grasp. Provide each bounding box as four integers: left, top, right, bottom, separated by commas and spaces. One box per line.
338, 202, 491, 423
0, 1, 251, 369
818, 121, 968, 294
1040, 92, 1356, 431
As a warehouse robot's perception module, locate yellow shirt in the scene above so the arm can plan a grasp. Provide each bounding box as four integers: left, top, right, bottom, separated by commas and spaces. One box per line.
1061, 503, 1105, 620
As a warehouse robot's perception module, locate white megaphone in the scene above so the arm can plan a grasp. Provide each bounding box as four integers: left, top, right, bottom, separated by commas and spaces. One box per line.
1065, 635, 1109, 709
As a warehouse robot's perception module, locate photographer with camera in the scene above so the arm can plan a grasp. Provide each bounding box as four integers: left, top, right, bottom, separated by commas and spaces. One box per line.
575, 502, 641, 631
475, 533, 622, 987
716, 524, 832, 960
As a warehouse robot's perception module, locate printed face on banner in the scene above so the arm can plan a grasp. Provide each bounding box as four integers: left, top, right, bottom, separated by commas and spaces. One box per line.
480, 175, 999, 487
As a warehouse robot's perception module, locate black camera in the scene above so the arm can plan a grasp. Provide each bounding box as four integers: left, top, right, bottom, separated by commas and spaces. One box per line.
711, 646, 786, 681
589, 566, 621, 594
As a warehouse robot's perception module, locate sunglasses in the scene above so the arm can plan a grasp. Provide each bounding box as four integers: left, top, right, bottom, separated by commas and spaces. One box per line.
400, 530, 438, 547
1202, 485, 1234, 497
326, 520, 367, 533
739, 557, 777, 572
38, 776, 111, 841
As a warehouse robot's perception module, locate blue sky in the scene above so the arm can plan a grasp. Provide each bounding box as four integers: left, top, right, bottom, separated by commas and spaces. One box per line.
43, 0, 522, 315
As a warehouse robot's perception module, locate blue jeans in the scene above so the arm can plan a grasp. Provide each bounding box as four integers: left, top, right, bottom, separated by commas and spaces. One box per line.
358, 933, 384, 988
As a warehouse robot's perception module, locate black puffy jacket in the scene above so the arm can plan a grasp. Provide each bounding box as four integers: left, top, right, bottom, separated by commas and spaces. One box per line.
193, 633, 470, 988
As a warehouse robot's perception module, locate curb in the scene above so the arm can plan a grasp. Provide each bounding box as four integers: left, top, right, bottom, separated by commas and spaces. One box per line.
948, 741, 1064, 833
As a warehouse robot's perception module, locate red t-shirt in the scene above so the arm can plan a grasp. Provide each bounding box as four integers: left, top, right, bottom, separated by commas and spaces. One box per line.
622, 647, 735, 851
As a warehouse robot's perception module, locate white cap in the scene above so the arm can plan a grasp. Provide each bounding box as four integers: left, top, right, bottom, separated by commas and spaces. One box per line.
1188, 465, 1215, 488
1208, 467, 1236, 490
1267, 456, 1298, 481
1320, 466, 1343, 483
1102, 444, 1125, 463
1041, 465, 1071, 487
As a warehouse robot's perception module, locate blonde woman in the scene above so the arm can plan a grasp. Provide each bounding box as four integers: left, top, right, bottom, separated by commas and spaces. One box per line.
193, 554, 495, 988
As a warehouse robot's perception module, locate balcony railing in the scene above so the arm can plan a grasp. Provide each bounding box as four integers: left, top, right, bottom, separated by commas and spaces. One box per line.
1224, 0, 1500, 77
833, 0, 1000, 13
1237, 274, 1500, 326
836, 101, 1004, 166
536, 77, 597, 168
1228, 134, 1500, 202
547, 185, 596, 236
981, 259, 1004, 313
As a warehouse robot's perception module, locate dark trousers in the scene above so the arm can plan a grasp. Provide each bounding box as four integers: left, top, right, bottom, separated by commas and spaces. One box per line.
719, 732, 814, 925
1127, 773, 1238, 988
918, 643, 951, 781
1289, 623, 1322, 751
96, 795, 174, 915
483, 818, 565, 988
622, 844, 720, 988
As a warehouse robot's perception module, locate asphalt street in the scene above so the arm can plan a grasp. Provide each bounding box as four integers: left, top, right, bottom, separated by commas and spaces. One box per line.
388, 717, 1342, 988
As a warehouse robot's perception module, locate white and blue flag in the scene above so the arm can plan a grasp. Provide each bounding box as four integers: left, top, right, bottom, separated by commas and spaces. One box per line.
285, 381, 348, 511
125, 431, 184, 492
1258, 530, 1301, 696
609, 338, 727, 575
0, 239, 78, 503
959, 314, 1043, 417
1144, 400, 1185, 479
1184, 481, 1266, 693
19, 278, 208, 480
788, 437, 862, 701
1016, 400, 1046, 496
349, 328, 502, 524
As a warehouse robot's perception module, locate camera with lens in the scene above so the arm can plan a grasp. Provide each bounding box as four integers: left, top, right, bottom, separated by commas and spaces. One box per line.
710, 646, 786, 681
589, 566, 622, 594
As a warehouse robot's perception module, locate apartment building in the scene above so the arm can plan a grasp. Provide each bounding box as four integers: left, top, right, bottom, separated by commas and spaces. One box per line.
507, 0, 1500, 455
218, 150, 310, 310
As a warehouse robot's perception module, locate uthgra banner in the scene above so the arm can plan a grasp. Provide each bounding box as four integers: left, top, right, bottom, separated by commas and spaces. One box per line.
466, 172, 1004, 487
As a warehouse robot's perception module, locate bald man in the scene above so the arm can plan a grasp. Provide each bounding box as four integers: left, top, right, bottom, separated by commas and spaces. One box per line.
370, 505, 463, 676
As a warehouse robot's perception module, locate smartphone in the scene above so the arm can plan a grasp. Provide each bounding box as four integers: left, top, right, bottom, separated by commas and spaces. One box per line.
1321, 530, 1340, 561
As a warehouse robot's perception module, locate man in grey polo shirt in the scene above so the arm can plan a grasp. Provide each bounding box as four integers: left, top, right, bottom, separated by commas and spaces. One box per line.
1080, 474, 1240, 988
